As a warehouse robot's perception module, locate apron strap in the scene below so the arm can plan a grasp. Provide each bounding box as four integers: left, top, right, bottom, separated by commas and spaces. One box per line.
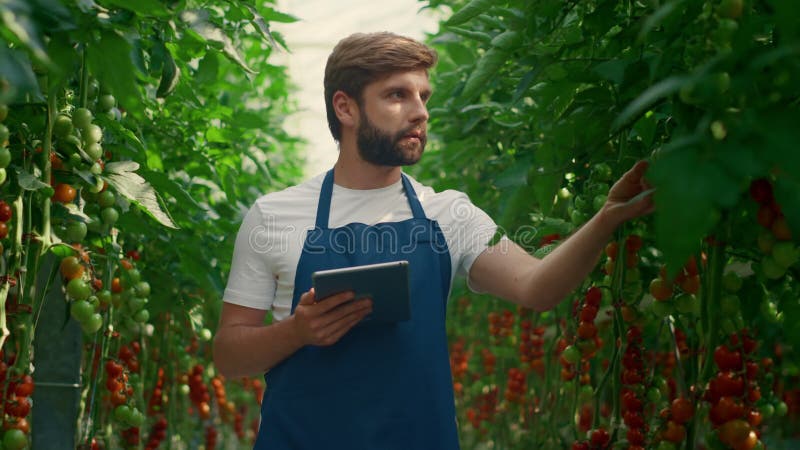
315, 169, 335, 229
400, 174, 426, 220
314, 169, 428, 229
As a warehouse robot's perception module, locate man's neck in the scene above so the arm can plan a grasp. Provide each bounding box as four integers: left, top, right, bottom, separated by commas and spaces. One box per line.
332, 139, 402, 190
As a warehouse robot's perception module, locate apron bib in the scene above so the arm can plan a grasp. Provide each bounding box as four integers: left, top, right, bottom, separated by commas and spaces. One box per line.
254, 169, 459, 450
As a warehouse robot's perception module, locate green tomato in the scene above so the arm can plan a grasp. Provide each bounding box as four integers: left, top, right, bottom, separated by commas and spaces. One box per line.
579, 384, 594, 401
97, 190, 116, 208
128, 408, 145, 427
775, 401, 788, 417
98, 94, 116, 112
127, 296, 146, 312
97, 289, 112, 307
720, 294, 741, 316
199, 328, 213, 342
561, 345, 581, 365
85, 142, 103, 160
179, 384, 190, 395
64, 221, 87, 243
650, 299, 673, 318
66, 278, 91, 300
101, 207, 119, 225
53, 114, 73, 138
592, 163, 613, 182
675, 293, 698, 315
757, 231, 775, 254
656, 441, 678, 450
135, 281, 151, 298
772, 241, 799, 268
573, 195, 588, 212
2, 428, 28, 450
721, 271, 742, 292
81, 313, 103, 334
646, 386, 662, 403
0, 124, 9, 143
0, 147, 10, 168
760, 403, 774, 419
720, 317, 738, 335
111, 293, 122, 308
83, 124, 103, 145
0, 168, 6, 185
70, 299, 94, 323
133, 308, 149, 323
0, 104, 8, 122
593, 194, 607, 212
761, 256, 786, 279
72, 108, 93, 130
113, 404, 132, 423
90, 162, 103, 175
88, 177, 105, 194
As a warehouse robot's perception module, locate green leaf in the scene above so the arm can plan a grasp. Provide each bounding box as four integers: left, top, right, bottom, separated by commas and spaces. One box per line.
141, 170, 202, 211
0, 0, 50, 64
258, 6, 299, 23
461, 47, 508, 101
14, 168, 50, 191
446, 0, 494, 26
87, 30, 140, 113
97, 0, 169, 16
638, 0, 686, 42
156, 45, 181, 98
612, 75, 691, 131
648, 148, 736, 272
180, 10, 256, 74
104, 162, 178, 229
491, 31, 522, 50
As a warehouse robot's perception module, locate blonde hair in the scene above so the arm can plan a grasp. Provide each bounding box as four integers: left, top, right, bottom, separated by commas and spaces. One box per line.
324, 32, 438, 140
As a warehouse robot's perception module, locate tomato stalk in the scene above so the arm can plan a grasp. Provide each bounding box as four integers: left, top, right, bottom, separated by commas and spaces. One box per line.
700, 223, 728, 382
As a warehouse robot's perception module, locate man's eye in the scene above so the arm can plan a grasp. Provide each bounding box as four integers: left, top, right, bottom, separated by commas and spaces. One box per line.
390, 91, 404, 99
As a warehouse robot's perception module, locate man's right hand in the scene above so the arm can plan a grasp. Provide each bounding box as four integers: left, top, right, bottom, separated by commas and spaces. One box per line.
291, 288, 372, 347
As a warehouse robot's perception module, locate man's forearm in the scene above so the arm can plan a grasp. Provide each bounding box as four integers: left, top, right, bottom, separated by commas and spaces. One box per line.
213, 317, 304, 379
524, 208, 618, 311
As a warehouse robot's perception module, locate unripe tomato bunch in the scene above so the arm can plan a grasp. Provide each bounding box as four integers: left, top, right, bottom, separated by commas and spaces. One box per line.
750, 178, 798, 280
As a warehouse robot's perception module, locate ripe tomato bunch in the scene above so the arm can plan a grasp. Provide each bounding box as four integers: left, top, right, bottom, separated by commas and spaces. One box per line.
0, 200, 11, 241
560, 286, 604, 384
704, 331, 765, 449
2, 371, 34, 449
449, 337, 469, 396
143, 417, 167, 450
187, 364, 211, 420
465, 385, 498, 433
205, 425, 218, 450
504, 367, 527, 404
488, 309, 515, 341
146, 367, 165, 416
620, 326, 649, 449
518, 319, 546, 377
572, 427, 611, 450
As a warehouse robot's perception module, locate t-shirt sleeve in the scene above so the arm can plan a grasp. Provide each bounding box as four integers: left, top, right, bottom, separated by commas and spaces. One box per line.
445, 191, 499, 281
222, 203, 276, 310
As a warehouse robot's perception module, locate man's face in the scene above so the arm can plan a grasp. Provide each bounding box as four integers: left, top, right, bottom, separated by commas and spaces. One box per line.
355, 70, 431, 166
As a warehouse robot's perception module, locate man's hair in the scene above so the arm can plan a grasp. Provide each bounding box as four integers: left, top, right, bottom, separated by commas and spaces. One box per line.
324, 32, 438, 141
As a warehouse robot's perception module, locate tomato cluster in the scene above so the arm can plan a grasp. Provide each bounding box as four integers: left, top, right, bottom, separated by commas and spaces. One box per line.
750, 179, 797, 280
0, 200, 11, 241
187, 364, 211, 419
518, 319, 546, 377
488, 309, 515, 341
704, 331, 765, 449
466, 385, 498, 433
143, 417, 167, 450
620, 326, 649, 450
450, 337, 469, 396
1, 364, 33, 450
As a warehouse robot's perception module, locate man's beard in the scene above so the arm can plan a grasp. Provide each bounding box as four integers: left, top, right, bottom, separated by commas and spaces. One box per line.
356, 111, 426, 166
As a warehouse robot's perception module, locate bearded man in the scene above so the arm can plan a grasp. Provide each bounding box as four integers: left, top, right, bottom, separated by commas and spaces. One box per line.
214, 32, 653, 450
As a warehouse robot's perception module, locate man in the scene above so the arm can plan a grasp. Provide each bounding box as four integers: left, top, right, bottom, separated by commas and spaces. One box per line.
213, 32, 652, 449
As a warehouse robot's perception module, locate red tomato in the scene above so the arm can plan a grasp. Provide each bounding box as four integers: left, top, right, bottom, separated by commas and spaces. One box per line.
671, 397, 694, 424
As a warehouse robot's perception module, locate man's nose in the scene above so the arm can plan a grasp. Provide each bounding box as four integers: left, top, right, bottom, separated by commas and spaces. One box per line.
410, 95, 429, 124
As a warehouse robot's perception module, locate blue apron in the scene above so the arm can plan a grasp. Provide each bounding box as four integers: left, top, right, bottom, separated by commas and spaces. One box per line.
254, 169, 459, 450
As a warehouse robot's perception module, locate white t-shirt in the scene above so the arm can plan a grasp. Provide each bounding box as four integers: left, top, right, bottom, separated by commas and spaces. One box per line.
222, 172, 498, 321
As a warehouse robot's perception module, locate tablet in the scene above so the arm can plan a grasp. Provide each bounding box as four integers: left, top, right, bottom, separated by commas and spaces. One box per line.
312, 260, 410, 322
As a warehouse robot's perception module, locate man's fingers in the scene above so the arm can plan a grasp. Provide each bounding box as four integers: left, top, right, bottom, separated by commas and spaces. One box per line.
298, 288, 316, 305
318, 309, 371, 346
313, 290, 357, 313
318, 298, 371, 327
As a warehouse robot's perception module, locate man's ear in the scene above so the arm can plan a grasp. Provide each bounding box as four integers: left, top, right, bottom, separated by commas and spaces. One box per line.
333, 90, 359, 130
